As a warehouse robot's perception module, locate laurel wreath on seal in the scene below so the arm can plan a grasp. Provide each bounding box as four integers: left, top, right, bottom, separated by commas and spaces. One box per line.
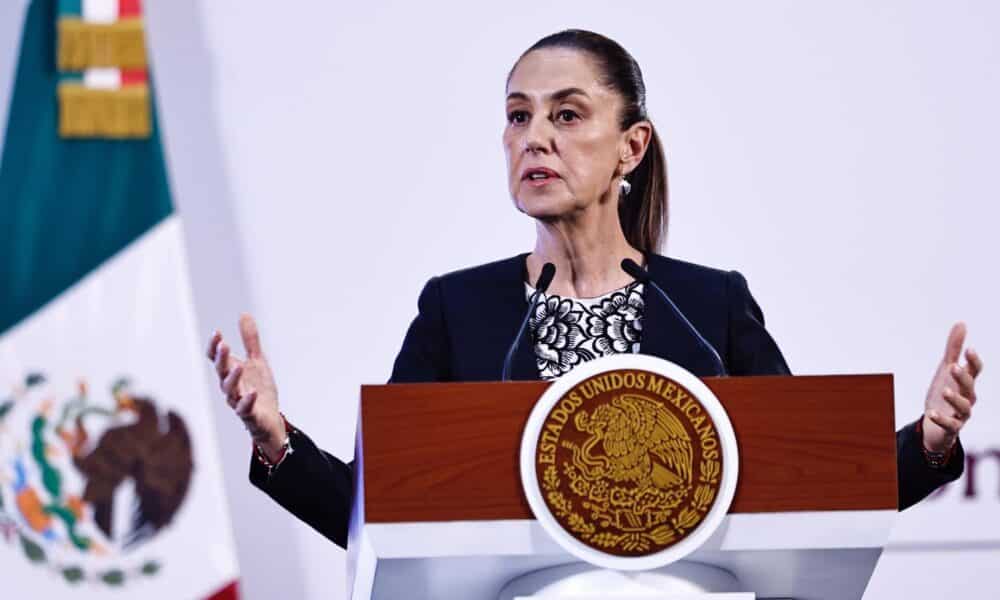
0, 453, 162, 587
542, 456, 721, 553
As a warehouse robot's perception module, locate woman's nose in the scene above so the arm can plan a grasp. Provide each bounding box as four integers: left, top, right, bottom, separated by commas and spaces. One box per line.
523, 119, 552, 155
524, 139, 546, 154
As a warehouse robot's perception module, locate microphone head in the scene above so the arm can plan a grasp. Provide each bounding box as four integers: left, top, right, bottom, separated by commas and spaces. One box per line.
620, 258, 650, 283
536, 262, 556, 293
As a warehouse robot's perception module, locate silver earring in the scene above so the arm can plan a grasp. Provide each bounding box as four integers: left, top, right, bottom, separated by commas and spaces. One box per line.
619, 177, 632, 196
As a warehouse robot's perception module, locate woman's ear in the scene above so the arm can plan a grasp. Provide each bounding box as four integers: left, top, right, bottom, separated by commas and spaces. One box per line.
619, 121, 653, 176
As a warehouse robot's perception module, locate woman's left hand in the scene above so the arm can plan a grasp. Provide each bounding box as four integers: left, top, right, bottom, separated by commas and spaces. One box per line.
923, 322, 984, 453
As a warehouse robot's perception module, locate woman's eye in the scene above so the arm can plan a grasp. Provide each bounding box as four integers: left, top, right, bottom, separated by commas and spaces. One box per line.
556, 109, 579, 123
507, 110, 529, 125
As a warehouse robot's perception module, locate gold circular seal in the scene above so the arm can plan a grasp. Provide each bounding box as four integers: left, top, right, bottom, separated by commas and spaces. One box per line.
534, 368, 724, 557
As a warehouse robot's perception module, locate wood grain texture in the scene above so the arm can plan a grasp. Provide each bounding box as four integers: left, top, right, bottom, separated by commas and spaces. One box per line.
360, 375, 897, 523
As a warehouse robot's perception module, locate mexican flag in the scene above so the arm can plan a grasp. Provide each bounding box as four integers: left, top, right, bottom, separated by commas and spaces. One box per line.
0, 1, 240, 598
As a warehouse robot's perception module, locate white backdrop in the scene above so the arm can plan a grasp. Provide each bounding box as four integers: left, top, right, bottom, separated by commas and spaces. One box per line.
3, 1, 998, 599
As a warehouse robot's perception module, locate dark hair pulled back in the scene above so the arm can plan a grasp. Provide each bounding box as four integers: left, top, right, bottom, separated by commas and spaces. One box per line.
512, 29, 668, 254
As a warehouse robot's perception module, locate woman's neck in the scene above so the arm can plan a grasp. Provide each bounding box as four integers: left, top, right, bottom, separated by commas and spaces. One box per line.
527, 208, 644, 299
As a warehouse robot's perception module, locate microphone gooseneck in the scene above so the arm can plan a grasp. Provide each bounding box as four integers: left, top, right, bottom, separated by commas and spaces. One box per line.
621, 258, 728, 376
501, 262, 556, 382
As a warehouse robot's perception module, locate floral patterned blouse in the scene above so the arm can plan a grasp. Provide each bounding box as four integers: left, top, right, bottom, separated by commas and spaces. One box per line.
525, 281, 645, 380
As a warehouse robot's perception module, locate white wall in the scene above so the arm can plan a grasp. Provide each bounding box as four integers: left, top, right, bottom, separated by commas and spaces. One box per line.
61, 0, 1000, 598
0, 0, 30, 160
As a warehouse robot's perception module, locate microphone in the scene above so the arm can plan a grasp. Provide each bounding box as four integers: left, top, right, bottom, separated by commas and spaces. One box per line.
502, 262, 556, 382
621, 258, 728, 376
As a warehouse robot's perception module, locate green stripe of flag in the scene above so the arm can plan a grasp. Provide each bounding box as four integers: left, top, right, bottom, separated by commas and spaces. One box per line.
0, 0, 173, 336
57, 0, 81, 17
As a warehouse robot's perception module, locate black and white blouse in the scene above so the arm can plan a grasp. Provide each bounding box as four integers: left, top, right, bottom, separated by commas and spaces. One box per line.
525, 281, 645, 380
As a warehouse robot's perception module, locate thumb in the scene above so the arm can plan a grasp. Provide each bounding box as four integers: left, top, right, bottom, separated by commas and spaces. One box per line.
942, 322, 967, 365
239, 313, 264, 358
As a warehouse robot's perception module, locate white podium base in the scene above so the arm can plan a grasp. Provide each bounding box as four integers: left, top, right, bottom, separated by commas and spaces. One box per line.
348, 510, 894, 599
498, 561, 753, 599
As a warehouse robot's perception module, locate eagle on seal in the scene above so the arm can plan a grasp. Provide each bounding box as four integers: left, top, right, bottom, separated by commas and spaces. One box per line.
59, 380, 193, 549
573, 393, 693, 491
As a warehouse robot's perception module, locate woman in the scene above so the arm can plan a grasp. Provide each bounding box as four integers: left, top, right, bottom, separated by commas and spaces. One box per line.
205, 30, 983, 549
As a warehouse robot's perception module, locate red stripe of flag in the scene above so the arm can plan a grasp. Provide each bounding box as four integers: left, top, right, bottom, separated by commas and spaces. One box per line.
206, 580, 240, 600
119, 0, 146, 86
118, 0, 141, 18
121, 69, 148, 86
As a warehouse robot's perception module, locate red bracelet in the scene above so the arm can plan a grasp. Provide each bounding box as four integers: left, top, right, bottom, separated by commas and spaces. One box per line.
253, 413, 295, 476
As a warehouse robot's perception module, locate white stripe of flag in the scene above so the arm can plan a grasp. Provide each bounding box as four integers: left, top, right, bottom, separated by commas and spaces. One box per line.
82, 0, 118, 24
83, 67, 122, 90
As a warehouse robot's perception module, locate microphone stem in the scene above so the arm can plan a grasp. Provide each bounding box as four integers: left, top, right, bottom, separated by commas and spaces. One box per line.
501, 290, 542, 382
502, 263, 555, 381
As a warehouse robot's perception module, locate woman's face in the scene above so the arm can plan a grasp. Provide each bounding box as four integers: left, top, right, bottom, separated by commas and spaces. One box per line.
504, 48, 626, 220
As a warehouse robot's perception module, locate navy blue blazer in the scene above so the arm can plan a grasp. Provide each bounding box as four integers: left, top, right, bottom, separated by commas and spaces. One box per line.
251, 253, 963, 548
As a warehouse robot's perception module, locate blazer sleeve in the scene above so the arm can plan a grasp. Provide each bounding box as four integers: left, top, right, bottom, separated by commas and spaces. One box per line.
389, 276, 453, 382
249, 277, 452, 548
725, 270, 791, 376
896, 418, 965, 509
249, 430, 353, 547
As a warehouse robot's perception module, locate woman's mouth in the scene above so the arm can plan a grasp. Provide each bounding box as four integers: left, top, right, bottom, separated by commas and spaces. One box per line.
522, 167, 561, 187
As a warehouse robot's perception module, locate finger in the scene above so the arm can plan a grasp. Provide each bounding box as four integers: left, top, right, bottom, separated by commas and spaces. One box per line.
966, 347, 983, 379
942, 387, 973, 420
206, 330, 222, 361
234, 389, 257, 419
221, 364, 243, 407
950, 364, 977, 403
215, 342, 231, 380
927, 409, 963, 435
239, 313, 263, 359
942, 322, 967, 365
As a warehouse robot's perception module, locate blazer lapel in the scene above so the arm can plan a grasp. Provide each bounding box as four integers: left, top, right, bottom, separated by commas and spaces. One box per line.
496, 253, 540, 381
640, 255, 717, 376
638, 254, 675, 363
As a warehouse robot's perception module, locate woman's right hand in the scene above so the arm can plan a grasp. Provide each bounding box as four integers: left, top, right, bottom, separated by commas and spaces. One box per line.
206, 313, 285, 460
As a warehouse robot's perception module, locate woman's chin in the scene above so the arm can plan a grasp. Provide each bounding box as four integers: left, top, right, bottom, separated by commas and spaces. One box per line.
515, 195, 576, 220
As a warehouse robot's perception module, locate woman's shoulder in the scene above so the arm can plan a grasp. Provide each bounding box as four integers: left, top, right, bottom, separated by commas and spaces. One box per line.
646, 253, 736, 284
645, 254, 760, 310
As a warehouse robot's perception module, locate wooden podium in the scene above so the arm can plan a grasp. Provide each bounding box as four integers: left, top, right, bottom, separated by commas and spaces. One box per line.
347, 375, 897, 600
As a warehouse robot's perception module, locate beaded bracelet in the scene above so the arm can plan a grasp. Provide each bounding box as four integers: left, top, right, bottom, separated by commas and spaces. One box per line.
915, 416, 956, 469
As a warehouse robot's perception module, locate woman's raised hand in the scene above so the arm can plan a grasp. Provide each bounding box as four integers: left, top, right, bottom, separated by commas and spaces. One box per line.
923, 322, 984, 453
206, 314, 285, 459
